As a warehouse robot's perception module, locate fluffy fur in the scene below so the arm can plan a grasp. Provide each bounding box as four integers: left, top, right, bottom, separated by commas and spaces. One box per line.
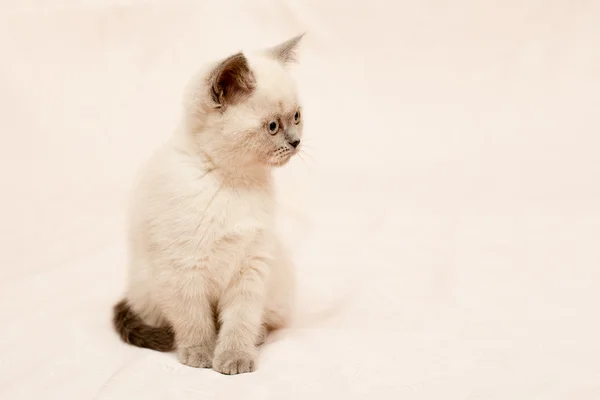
113, 35, 304, 375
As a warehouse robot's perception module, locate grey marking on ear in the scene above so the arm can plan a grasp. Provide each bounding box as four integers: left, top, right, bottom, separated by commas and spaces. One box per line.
267, 33, 305, 64
208, 52, 256, 109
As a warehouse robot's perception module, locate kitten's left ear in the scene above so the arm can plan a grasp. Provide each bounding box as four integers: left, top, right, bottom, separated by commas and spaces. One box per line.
266, 33, 305, 64
209, 52, 256, 109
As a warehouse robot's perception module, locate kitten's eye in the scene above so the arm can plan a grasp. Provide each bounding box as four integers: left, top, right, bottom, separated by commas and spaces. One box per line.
268, 120, 279, 135
294, 110, 301, 124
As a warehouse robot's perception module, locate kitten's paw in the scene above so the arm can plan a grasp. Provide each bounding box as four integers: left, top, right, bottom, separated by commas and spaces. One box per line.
213, 349, 257, 375
178, 345, 213, 369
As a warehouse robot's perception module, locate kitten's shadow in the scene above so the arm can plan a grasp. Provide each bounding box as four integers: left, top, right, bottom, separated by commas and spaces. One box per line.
264, 289, 357, 344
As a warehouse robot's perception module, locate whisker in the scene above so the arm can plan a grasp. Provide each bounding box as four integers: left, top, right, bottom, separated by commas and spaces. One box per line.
298, 149, 315, 163
296, 152, 309, 168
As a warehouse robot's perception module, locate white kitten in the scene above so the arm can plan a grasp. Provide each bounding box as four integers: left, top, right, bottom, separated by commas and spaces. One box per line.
113, 35, 304, 375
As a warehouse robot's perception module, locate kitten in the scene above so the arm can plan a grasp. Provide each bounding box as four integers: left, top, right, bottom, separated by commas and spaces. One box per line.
113, 35, 304, 375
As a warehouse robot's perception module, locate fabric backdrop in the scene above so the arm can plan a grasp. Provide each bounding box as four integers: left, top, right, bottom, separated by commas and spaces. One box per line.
1, 0, 599, 398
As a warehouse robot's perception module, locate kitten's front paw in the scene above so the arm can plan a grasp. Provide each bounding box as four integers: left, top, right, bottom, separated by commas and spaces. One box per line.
178, 345, 213, 369
213, 349, 257, 375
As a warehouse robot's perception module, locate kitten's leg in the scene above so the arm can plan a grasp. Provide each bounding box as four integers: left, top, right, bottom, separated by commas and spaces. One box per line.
255, 325, 268, 346
157, 270, 217, 368
263, 239, 296, 334
213, 257, 269, 375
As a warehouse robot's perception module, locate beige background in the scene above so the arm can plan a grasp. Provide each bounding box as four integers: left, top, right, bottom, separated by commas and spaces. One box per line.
1, 0, 599, 398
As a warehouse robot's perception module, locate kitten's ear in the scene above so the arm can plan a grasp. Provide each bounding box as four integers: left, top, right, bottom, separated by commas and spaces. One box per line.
266, 33, 305, 64
209, 52, 256, 109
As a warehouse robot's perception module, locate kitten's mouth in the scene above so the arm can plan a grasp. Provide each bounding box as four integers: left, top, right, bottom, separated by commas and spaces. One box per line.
268, 147, 295, 166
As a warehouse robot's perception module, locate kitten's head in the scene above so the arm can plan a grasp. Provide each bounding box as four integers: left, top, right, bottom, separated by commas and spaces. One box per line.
184, 35, 304, 170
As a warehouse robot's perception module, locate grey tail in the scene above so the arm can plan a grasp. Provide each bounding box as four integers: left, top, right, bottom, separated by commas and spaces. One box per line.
112, 299, 175, 352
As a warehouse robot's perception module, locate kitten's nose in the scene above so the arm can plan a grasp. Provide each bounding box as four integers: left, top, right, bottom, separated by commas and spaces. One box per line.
289, 139, 301, 149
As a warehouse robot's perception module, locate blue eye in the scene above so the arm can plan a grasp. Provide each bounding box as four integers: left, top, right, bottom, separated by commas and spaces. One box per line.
268, 120, 279, 134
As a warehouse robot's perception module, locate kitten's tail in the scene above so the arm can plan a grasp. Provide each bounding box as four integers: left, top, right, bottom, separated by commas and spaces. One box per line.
112, 299, 175, 352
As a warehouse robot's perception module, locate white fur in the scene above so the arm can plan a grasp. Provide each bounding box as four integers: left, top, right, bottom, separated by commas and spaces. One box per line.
123, 39, 303, 374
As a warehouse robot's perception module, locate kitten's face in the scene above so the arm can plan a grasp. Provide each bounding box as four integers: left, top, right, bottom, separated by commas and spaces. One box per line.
261, 106, 304, 167
220, 71, 304, 168
188, 35, 304, 170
